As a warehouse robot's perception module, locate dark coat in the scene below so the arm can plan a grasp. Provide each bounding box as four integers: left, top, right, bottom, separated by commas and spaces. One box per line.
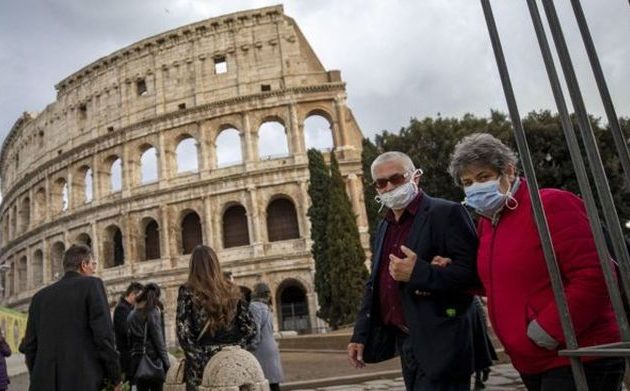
20, 271, 121, 391
351, 194, 480, 381
113, 298, 134, 378
127, 307, 170, 382
0, 336, 11, 390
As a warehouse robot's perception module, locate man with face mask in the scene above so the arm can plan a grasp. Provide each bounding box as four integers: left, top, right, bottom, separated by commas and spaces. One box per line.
347, 151, 484, 390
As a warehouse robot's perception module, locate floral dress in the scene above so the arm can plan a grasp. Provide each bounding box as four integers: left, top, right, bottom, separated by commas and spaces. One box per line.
176, 285, 256, 390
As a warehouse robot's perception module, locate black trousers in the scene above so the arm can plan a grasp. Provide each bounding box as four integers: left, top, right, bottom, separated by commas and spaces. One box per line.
520, 357, 625, 391
396, 330, 471, 391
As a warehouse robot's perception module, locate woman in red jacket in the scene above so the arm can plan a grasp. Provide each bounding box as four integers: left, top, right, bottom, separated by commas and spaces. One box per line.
445, 133, 624, 390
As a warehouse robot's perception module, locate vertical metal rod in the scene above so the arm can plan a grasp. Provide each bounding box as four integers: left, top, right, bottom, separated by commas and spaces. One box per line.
542, 0, 630, 321
570, 0, 630, 188
527, 0, 630, 340
480, 0, 588, 388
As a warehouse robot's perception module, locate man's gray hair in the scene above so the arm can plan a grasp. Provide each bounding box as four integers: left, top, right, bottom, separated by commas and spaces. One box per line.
370, 151, 416, 179
448, 133, 518, 187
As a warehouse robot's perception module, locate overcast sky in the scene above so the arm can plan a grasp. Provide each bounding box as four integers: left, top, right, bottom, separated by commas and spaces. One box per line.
0, 0, 628, 147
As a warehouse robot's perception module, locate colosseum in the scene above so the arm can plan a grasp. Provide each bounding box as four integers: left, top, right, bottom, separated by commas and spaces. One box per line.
0, 5, 369, 344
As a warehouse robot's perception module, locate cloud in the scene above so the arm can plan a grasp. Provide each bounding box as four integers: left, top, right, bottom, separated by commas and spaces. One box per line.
0, 0, 628, 150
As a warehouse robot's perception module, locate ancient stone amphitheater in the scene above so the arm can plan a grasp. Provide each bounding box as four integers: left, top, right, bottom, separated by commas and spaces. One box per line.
0, 5, 368, 344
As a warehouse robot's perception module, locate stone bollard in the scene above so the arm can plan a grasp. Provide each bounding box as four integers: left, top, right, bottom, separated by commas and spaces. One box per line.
164, 357, 187, 391
199, 346, 269, 391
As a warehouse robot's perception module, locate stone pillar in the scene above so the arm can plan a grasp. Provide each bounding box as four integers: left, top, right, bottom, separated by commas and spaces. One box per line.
289, 104, 305, 159
27, 187, 33, 232
202, 196, 213, 247
122, 213, 136, 268
211, 199, 222, 252
346, 173, 367, 228
247, 186, 265, 256
26, 253, 33, 291
92, 154, 101, 202
44, 175, 51, 222
298, 180, 311, 239
91, 222, 102, 274
65, 170, 73, 212
160, 205, 175, 267
122, 143, 132, 196
334, 97, 347, 148
198, 122, 210, 177
42, 238, 50, 284
242, 112, 258, 165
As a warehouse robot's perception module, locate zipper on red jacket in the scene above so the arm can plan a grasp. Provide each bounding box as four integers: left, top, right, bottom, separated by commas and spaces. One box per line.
487, 224, 506, 348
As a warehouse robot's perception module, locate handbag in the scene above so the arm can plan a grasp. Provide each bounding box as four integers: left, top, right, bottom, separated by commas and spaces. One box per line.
134, 321, 166, 382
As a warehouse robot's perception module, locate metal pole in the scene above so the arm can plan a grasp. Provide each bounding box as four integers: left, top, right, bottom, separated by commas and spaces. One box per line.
526, 0, 630, 340
570, 0, 630, 189
480, 1, 588, 388
542, 0, 630, 319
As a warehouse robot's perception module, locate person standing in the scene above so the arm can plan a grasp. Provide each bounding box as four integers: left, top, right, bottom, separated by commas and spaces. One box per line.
20, 244, 121, 391
113, 281, 143, 381
127, 283, 170, 391
348, 151, 483, 390
248, 282, 283, 391
176, 245, 256, 391
0, 330, 11, 391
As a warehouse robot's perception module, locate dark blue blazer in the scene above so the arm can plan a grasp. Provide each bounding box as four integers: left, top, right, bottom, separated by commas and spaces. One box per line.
351, 194, 480, 381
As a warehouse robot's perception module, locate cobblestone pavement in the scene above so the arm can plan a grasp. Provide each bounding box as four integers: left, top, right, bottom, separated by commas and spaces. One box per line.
292, 363, 527, 390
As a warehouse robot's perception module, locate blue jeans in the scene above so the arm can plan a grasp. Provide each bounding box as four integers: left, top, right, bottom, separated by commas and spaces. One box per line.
520, 358, 625, 391
396, 331, 470, 391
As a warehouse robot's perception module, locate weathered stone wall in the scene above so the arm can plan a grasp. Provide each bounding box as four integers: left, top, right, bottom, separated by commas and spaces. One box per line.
0, 5, 368, 345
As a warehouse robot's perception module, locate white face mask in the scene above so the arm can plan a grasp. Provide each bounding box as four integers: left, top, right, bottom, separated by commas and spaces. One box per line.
374, 170, 420, 211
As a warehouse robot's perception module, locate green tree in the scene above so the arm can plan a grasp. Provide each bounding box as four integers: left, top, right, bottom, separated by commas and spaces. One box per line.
325, 153, 369, 328
306, 149, 333, 322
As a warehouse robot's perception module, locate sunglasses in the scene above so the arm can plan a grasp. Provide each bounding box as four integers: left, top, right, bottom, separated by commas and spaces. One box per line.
372, 172, 410, 189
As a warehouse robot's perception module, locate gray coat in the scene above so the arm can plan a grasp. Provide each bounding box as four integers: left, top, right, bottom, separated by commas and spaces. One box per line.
248, 301, 283, 384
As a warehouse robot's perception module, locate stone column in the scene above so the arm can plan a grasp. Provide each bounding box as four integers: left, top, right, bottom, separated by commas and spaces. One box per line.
42, 238, 50, 284
202, 196, 213, 246
158, 132, 170, 188
247, 186, 265, 256
91, 154, 101, 202
27, 187, 33, 232
333, 97, 347, 148
211, 198, 222, 251
66, 170, 73, 212
289, 104, 305, 160
122, 143, 132, 196
198, 122, 210, 177
242, 112, 257, 165
44, 175, 51, 223
91, 222, 102, 274
122, 213, 136, 269
160, 205, 175, 267
298, 180, 311, 239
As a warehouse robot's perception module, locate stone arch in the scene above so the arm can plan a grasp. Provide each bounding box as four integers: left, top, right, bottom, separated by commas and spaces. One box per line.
176, 135, 199, 174
276, 278, 310, 333
10, 205, 17, 239
266, 196, 300, 242
104, 155, 123, 193
180, 210, 202, 254
303, 113, 334, 152
51, 178, 68, 213
32, 249, 44, 287
17, 256, 27, 293
215, 126, 243, 168
140, 217, 161, 261
51, 241, 65, 280
140, 144, 159, 184
73, 165, 93, 205
258, 118, 289, 160
75, 232, 92, 248
18, 196, 30, 234
222, 203, 250, 248
103, 225, 125, 268
33, 187, 46, 223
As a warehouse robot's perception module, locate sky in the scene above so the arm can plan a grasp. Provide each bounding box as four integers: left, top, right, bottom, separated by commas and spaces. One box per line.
0, 0, 628, 152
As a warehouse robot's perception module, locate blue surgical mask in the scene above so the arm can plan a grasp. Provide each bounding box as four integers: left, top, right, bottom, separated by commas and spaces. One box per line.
464, 178, 516, 216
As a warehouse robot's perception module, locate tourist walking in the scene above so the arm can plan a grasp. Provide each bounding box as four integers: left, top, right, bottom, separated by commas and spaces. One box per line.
128, 283, 170, 391
113, 281, 143, 381
444, 133, 624, 390
249, 282, 284, 391
176, 245, 256, 391
20, 244, 121, 391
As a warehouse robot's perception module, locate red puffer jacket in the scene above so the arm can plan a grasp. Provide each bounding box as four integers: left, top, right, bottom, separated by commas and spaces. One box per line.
476, 179, 620, 374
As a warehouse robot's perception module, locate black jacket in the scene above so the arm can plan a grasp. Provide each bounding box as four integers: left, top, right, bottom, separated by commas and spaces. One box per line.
20, 271, 121, 390
127, 307, 170, 376
351, 194, 480, 381
113, 298, 133, 376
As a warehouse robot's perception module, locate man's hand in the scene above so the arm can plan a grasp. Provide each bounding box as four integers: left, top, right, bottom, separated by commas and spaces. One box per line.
389, 246, 417, 282
431, 256, 452, 268
347, 342, 366, 368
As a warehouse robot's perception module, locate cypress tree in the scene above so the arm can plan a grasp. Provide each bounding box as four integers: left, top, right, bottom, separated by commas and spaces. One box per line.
325, 153, 369, 329
307, 149, 333, 323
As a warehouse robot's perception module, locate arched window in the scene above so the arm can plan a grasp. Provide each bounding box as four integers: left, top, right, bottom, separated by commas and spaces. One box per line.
51, 242, 65, 280
75, 233, 92, 248
276, 279, 310, 332
17, 256, 27, 292
216, 128, 243, 167
176, 137, 199, 173
32, 250, 44, 287
304, 114, 334, 151
85, 168, 93, 203
144, 219, 161, 260
181, 211, 202, 254
110, 158, 123, 192
140, 147, 158, 184
19, 197, 30, 233
258, 121, 289, 159
62, 182, 69, 211
266, 198, 300, 242
52, 178, 68, 213
103, 225, 124, 268
223, 204, 250, 248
